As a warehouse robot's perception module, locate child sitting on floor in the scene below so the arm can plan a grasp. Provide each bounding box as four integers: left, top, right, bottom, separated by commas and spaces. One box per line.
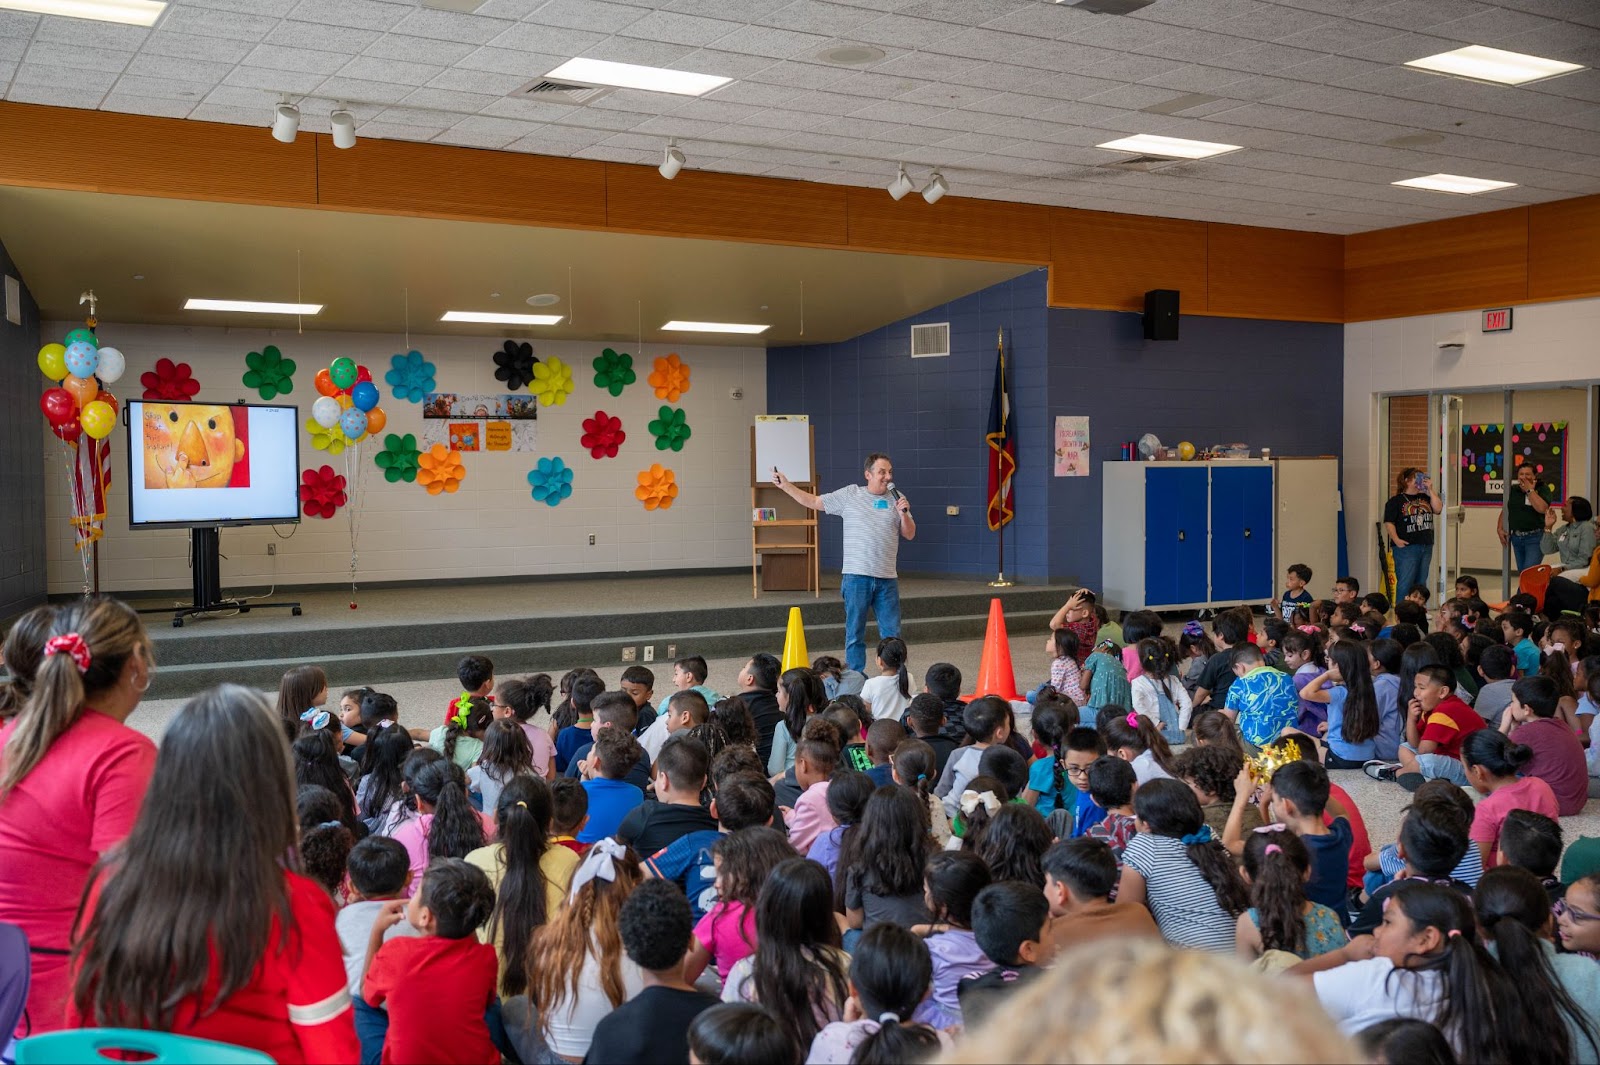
912, 851, 994, 1029
1039, 837, 1158, 962
1464, 730, 1558, 868
807, 925, 944, 1065
956, 880, 1050, 1029
1235, 830, 1347, 963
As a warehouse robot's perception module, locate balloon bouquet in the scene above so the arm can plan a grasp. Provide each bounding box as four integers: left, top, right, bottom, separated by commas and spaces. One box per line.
307, 356, 385, 610
36, 313, 126, 589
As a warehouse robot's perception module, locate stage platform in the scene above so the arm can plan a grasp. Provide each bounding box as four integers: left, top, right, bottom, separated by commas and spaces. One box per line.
125, 573, 1072, 699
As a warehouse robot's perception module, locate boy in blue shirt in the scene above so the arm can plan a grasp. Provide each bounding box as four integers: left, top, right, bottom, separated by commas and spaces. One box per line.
555, 673, 606, 773
1264, 759, 1353, 927
644, 770, 774, 920
1223, 644, 1300, 749
579, 727, 645, 844
1063, 727, 1108, 838
1502, 611, 1541, 675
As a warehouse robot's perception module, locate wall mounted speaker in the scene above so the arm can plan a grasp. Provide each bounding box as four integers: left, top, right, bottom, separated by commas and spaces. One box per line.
1144, 289, 1179, 341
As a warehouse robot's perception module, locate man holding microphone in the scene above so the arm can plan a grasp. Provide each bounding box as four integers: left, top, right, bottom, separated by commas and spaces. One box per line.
772, 453, 914, 673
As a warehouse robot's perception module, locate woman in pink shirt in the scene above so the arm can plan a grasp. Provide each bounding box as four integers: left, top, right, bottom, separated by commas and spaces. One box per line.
1464, 730, 1559, 868
0, 597, 157, 1034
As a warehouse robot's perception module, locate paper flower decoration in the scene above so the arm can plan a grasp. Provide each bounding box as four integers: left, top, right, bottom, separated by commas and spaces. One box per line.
306, 417, 349, 455
581, 411, 626, 459
532, 356, 575, 406
649, 354, 691, 402
648, 406, 691, 452
418, 443, 466, 495
299, 465, 347, 519
140, 357, 201, 401
385, 350, 435, 403
243, 345, 296, 400
528, 456, 574, 506
493, 340, 537, 391
374, 433, 422, 483
592, 348, 637, 397
635, 464, 678, 511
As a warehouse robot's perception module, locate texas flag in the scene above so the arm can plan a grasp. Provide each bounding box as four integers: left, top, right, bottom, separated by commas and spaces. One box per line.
986, 330, 1015, 532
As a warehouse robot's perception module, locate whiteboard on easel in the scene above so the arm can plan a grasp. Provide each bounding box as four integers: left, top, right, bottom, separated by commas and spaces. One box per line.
755, 415, 811, 484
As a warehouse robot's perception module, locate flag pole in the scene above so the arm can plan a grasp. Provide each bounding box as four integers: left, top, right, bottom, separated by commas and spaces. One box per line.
989, 327, 1013, 588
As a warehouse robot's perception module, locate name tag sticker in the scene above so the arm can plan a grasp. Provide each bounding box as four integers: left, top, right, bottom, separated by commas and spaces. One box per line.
874, 498, 890, 509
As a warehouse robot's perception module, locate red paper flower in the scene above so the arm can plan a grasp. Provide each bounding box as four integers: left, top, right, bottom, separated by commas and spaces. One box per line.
299, 465, 347, 519
140, 358, 201, 401
581, 410, 626, 459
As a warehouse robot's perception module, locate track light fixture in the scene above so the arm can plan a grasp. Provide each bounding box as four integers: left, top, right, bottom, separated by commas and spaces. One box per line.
271, 98, 300, 144
921, 170, 948, 204
659, 139, 685, 180
329, 107, 357, 150
887, 164, 913, 201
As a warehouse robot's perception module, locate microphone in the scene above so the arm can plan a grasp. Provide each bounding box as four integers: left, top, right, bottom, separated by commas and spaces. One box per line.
888, 481, 909, 514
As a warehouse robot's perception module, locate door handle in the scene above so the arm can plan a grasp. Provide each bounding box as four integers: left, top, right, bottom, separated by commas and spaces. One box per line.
1178, 530, 1185, 541
1244, 528, 1252, 539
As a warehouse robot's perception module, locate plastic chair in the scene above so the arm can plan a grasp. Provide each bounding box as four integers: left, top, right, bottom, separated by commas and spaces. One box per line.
13, 1029, 274, 1064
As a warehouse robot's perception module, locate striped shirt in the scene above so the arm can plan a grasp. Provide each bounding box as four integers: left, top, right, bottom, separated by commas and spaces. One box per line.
1121, 833, 1238, 953
821, 484, 904, 579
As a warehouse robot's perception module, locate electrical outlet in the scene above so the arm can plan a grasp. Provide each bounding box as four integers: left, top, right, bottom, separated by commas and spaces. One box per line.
946, 505, 959, 516
643, 645, 655, 662
621, 646, 637, 662
267, 542, 276, 555
667, 644, 677, 659
588, 533, 596, 546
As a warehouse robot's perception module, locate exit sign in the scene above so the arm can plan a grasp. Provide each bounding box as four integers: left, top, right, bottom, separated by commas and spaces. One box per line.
1483, 307, 1513, 332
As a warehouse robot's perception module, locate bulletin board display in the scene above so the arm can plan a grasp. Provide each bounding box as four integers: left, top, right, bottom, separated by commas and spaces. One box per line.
1459, 422, 1567, 506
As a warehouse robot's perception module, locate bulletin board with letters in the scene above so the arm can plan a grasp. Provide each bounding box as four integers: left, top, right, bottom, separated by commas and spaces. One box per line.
1459, 421, 1566, 506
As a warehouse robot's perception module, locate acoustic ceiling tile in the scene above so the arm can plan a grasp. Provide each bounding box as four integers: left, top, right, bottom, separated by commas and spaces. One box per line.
31, 15, 148, 50
762, 0, 883, 36
389, 9, 517, 45
707, 24, 832, 60
852, 13, 967, 50
0, 10, 36, 37
13, 64, 120, 93
576, 37, 699, 69
100, 93, 198, 118
138, 31, 254, 65
154, 8, 281, 43
669, 0, 790, 17
398, 85, 498, 113
355, 119, 447, 141
222, 65, 324, 94
264, 21, 383, 55
243, 44, 352, 76
335, 55, 446, 87
423, 66, 527, 95
4, 83, 107, 109
484, 21, 605, 55
847, 98, 951, 125
1215, 42, 1331, 75
23, 40, 132, 71
108, 72, 212, 99
672, 47, 787, 79
285, 0, 408, 32
313, 75, 418, 105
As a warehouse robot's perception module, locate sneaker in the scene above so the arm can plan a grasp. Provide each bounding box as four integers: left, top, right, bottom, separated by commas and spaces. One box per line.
1363, 762, 1401, 782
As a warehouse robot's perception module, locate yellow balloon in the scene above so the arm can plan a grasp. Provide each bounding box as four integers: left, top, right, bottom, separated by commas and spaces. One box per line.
37, 343, 67, 381
80, 399, 116, 439
337, 393, 354, 411
1177, 441, 1196, 461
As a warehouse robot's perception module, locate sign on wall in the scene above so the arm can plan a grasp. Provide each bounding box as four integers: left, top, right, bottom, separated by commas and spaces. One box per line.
1054, 416, 1090, 477
1460, 422, 1566, 506
421, 392, 538, 452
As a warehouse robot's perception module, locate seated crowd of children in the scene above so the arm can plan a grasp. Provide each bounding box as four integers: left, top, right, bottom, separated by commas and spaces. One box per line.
6, 579, 1600, 1065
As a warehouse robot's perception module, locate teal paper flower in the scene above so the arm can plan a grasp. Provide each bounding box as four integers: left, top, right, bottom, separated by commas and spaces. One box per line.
528, 456, 574, 506
592, 348, 637, 397
374, 433, 422, 483
243, 345, 296, 400
386, 350, 436, 403
648, 406, 691, 452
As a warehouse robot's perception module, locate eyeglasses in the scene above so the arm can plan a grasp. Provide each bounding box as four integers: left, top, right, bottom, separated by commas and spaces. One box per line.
1555, 899, 1600, 924
1064, 763, 1092, 778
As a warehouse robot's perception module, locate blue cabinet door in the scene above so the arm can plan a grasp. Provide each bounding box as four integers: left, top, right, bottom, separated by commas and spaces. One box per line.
1144, 467, 1208, 606
1210, 466, 1274, 602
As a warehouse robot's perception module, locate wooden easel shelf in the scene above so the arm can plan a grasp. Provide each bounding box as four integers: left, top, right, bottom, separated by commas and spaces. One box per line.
751, 423, 820, 599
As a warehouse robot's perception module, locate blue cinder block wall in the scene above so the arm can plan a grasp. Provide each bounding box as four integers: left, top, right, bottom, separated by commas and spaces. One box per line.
767, 269, 1343, 587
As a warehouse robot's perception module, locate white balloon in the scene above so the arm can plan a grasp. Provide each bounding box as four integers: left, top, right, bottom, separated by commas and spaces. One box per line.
94, 347, 126, 383
312, 395, 342, 428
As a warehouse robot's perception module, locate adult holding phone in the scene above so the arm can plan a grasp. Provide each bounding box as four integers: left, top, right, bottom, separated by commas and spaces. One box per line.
1497, 463, 1552, 573
1543, 494, 1596, 580
1382, 467, 1443, 601
772, 453, 914, 673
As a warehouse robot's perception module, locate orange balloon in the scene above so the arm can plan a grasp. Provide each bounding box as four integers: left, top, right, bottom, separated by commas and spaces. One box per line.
62, 373, 98, 410
315, 368, 337, 397
337, 393, 354, 411
364, 406, 387, 435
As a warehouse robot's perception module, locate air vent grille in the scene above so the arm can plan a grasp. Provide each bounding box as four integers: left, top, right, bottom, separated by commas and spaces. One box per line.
911, 322, 950, 358
512, 78, 614, 104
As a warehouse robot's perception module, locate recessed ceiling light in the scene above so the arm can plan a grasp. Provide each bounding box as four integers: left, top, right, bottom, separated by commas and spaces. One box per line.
1095, 134, 1243, 160
543, 57, 729, 97
1405, 45, 1582, 86
185, 298, 322, 314
131, 274, 144, 281
526, 294, 561, 307
817, 44, 885, 66
1392, 173, 1518, 195
441, 311, 564, 325
661, 321, 770, 334
0, 0, 165, 25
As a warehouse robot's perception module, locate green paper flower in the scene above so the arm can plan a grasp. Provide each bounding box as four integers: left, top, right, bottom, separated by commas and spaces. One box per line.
243, 345, 296, 400
648, 406, 691, 452
592, 348, 637, 397
374, 432, 422, 483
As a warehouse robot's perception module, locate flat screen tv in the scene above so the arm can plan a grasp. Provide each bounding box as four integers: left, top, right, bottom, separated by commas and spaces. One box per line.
127, 400, 302, 529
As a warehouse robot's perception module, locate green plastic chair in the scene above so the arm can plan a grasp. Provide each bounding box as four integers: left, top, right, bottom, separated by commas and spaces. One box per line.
14, 1028, 275, 1064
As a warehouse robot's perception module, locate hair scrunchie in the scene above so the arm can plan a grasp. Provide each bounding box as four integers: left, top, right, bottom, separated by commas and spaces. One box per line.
450, 691, 474, 730
300, 708, 331, 732
1297, 625, 1319, 635
44, 633, 91, 674
1182, 620, 1205, 638
1180, 825, 1214, 846
878, 1012, 900, 1024
1126, 711, 1141, 729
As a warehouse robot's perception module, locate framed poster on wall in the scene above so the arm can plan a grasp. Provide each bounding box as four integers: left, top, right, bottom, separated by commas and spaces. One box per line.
1460, 422, 1566, 506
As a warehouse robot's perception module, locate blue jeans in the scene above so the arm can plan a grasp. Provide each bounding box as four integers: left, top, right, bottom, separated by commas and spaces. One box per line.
1511, 531, 1544, 572
354, 998, 388, 1065
841, 574, 901, 673
1391, 542, 1433, 601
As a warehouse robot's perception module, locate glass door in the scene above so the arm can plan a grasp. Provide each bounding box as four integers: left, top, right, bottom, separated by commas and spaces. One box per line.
1433, 393, 1466, 600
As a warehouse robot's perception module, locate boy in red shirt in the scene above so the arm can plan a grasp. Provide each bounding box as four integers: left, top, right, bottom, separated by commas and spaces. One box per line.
1391, 664, 1484, 792
363, 858, 499, 1065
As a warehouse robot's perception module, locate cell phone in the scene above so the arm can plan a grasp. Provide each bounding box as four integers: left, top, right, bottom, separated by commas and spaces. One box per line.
1417, 474, 1431, 491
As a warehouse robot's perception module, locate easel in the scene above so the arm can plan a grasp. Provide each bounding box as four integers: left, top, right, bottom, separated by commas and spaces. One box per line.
750, 420, 820, 599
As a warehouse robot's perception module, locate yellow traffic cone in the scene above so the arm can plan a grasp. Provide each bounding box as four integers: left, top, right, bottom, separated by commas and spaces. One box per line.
781, 606, 809, 672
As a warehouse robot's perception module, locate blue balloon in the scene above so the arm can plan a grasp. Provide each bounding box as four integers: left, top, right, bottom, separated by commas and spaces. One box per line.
339, 407, 368, 440
351, 380, 380, 412
64, 340, 99, 379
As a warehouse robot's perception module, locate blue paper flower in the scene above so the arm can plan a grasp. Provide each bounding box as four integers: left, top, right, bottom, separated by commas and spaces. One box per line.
385, 350, 436, 403
527, 456, 574, 507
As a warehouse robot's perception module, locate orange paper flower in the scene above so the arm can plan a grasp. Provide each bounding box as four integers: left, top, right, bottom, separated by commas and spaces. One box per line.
635, 463, 678, 511
648, 353, 691, 402
418, 442, 466, 495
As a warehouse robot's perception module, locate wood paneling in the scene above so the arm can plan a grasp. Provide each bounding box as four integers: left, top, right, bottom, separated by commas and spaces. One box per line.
317, 135, 607, 228
844, 188, 1051, 263
604, 164, 849, 247
1206, 224, 1343, 322
1048, 209, 1208, 313
0, 102, 317, 207
1345, 208, 1528, 321
1529, 195, 1600, 303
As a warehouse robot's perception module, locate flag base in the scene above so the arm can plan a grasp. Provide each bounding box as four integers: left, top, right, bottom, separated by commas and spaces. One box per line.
987, 574, 1014, 588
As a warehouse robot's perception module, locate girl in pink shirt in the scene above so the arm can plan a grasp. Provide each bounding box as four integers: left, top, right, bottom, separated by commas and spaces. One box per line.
391, 755, 491, 894
497, 674, 557, 777
1464, 730, 1559, 867
684, 827, 797, 983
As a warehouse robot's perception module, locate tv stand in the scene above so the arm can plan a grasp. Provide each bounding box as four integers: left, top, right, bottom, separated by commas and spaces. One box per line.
140, 526, 302, 628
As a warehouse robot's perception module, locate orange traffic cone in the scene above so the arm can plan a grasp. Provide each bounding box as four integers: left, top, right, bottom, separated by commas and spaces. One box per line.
966, 598, 1020, 702
780, 607, 810, 673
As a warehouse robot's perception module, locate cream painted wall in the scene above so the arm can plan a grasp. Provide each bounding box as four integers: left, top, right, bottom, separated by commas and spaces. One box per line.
1344, 298, 1600, 595
43, 323, 766, 595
